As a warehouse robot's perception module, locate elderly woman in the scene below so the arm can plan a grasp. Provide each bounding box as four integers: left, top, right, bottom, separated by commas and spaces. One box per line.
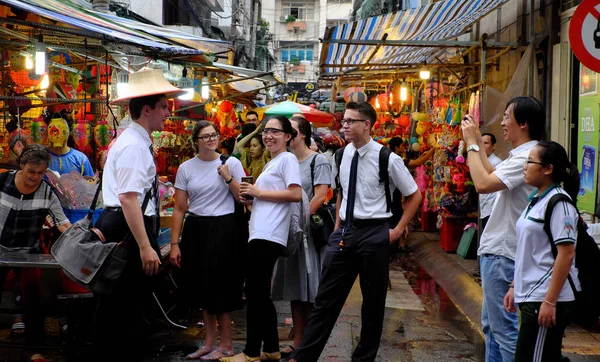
0, 144, 71, 362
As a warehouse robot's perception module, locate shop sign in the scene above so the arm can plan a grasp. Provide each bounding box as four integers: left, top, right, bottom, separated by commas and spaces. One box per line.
577, 65, 600, 213
570, 0, 600, 73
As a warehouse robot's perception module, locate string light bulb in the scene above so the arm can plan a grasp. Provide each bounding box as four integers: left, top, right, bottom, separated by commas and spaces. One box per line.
419, 66, 431, 80
400, 81, 408, 102
177, 67, 194, 100
35, 41, 46, 75
201, 71, 210, 100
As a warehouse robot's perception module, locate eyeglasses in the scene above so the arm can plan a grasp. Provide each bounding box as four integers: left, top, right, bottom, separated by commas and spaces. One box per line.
198, 133, 220, 142
261, 128, 284, 136
341, 118, 368, 126
526, 160, 545, 166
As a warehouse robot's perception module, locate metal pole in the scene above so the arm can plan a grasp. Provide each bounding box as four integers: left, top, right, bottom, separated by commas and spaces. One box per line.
529, 0, 535, 95
476, 34, 488, 273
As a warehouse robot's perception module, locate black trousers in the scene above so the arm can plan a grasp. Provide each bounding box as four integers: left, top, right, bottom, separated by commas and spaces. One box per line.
290, 222, 390, 362
92, 209, 159, 361
243, 239, 285, 357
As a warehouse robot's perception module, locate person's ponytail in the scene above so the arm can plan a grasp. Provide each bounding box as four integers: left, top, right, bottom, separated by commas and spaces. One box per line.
563, 162, 581, 204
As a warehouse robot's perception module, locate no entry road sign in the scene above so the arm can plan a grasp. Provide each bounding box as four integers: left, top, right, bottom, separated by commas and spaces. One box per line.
570, 0, 600, 73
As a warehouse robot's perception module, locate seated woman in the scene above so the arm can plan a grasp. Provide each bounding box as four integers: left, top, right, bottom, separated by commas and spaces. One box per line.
0, 144, 71, 362
236, 122, 270, 179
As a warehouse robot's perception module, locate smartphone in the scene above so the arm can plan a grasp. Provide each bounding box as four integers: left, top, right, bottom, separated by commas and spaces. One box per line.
241, 176, 255, 200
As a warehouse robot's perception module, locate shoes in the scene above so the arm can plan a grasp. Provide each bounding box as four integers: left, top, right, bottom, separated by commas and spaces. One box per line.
11, 316, 25, 336
260, 351, 281, 361
220, 353, 260, 362
201, 349, 234, 361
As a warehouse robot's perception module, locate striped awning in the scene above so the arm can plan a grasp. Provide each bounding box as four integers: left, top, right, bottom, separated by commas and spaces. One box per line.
320, 0, 507, 74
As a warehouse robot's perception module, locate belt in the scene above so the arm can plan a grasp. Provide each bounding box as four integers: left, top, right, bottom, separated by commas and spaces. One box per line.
343, 218, 389, 228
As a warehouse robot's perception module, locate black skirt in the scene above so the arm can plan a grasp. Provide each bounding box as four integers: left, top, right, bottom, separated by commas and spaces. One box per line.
178, 213, 245, 314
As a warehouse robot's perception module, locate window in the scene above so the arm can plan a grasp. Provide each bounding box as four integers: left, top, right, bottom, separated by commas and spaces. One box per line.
282, 3, 307, 21
280, 47, 314, 62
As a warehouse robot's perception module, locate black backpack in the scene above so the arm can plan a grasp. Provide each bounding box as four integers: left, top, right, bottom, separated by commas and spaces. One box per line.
543, 193, 600, 327
220, 154, 250, 240
334, 146, 393, 212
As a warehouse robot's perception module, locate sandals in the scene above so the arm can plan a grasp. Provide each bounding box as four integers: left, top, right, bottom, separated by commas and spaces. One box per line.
30, 354, 47, 362
11, 316, 25, 336
187, 346, 215, 360
220, 353, 260, 362
200, 348, 234, 361
260, 351, 281, 361
280, 345, 295, 359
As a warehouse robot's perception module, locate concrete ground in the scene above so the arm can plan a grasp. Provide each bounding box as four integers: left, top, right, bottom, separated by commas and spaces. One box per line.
405, 231, 600, 361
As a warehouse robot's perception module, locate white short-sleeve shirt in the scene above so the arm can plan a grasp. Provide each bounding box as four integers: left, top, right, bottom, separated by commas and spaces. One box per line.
479, 153, 503, 219
102, 122, 157, 216
478, 140, 538, 260
332, 139, 418, 221
249, 152, 302, 246
175, 156, 245, 216
514, 186, 580, 303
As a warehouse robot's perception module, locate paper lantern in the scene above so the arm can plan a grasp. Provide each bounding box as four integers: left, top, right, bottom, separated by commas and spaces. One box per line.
94, 119, 114, 148
29, 117, 48, 145
398, 115, 411, 128
347, 91, 368, 103
47, 82, 77, 114
377, 94, 389, 111
411, 142, 421, 152
47, 118, 70, 148
410, 137, 418, 144
343, 87, 363, 102
72, 119, 92, 153
415, 122, 425, 136
219, 100, 234, 113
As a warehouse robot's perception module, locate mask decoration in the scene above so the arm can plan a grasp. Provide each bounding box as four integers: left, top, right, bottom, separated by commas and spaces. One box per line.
9, 128, 33, 157
29, 117, 48, 145
48, 117, 70, 148
72, 118, 92, 155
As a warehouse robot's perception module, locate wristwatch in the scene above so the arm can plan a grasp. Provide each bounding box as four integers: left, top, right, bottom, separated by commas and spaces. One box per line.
225, 177, 234, 184
467, 144, 480, 153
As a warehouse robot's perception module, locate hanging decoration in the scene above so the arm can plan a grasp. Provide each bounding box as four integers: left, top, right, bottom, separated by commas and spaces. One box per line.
94, 119, 114, 167
211, 101, 239, 140
29, 117, 48, 145
47, 117, 70, 148
343, 87, 363, 102
72, 118, 93, 155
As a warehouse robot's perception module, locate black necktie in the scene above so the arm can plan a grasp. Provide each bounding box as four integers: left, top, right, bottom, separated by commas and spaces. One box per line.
344, 151, 360, 227
149, 145, 160, 236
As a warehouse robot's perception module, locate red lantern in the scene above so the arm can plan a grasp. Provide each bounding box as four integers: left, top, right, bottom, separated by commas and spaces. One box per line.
398, 115, 411, 128
377, 94, 389, 111
219, 101, 234, 113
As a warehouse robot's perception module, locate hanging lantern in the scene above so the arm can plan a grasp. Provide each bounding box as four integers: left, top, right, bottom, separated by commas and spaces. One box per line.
347, 91, 367, 103
29, 117, 48, 145
47, 118, 70, 148
377, 94, 389, 111
398, 115, 411, 128
72, 118, 92, 154
94, 119, 115, 148
343, 87, 363, 102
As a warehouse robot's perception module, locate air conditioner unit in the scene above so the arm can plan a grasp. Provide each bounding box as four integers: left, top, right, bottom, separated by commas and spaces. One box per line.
279, 15, 288, 22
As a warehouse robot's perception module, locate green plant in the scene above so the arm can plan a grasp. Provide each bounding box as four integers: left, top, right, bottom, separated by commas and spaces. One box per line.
259, 18, 269, 28
285, 15, 297, 23
290, 56, 301, 65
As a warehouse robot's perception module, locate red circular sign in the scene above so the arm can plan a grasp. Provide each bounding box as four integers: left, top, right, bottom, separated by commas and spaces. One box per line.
570, 0, 600, 73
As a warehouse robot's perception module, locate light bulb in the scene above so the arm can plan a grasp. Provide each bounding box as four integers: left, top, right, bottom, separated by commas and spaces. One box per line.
201, 72, 210, 100
178, 88, 194, 100
40, 73, 49, 90
25, 55, 33, 70
389, 93, 393, 105
400, 82, 408, 102
419, 67, 431, 80
375, 97, 380, 109
35, 42, 46, 75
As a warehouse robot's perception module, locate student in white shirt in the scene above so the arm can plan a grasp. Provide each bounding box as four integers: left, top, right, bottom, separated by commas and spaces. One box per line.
479, 133, 503, 230
462, 96, 546, 362
504, 141, 580, 362
94, 69, 185, 361
224, 116, 302, 362
289, 102, 421, 362
169, 120, 245, 360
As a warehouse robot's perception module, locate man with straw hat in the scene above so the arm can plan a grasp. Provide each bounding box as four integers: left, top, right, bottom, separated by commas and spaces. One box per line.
93, 69, 185, 361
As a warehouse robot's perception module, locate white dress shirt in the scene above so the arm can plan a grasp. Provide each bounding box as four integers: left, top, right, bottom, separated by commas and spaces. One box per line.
479, 153, 503, 219
102, 121, 157, 217
478, 140, 538, 260
333, 139, 418, 221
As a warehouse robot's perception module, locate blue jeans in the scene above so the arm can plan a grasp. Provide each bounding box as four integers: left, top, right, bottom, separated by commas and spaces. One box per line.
480, 254, 519, 362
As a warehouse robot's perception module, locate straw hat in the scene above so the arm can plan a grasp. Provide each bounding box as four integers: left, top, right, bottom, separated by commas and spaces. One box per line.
111, 69, 187, 105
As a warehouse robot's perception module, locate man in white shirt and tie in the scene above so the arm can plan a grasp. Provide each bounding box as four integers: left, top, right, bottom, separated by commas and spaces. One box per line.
288, 102, 421, 362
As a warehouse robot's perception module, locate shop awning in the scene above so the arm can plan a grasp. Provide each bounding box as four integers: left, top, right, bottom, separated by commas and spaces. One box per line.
211, 63, 283, 84
320, 0, 508, 75
0, 0, 230, 55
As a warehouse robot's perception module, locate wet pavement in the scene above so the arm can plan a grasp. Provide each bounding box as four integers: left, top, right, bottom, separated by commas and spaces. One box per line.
0, 250, 484, 361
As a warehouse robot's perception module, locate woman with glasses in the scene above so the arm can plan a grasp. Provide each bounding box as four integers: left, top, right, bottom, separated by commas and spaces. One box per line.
271, 115, 331, 358
504, 141, 580, 361
170, 121, 246, 360
223, 116, 302, 362
236, 121, 270, 179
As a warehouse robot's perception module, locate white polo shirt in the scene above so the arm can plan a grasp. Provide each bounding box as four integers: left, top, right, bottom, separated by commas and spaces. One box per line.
102, 121, 157, 217
514, 186, 580, 303
333, 139, 418, 221
479, 153, 503, 219
478, 140, 538, 260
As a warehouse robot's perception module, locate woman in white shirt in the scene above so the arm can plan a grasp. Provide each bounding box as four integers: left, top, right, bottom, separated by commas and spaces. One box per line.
224, 116, 302, 362
504, 141, 580, 362
170, 121, 246, 360
271, 115, 331, 358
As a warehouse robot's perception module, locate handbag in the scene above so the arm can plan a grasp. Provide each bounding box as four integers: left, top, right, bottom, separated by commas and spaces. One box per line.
51, 178, 153, 295
309, 155, 335, 249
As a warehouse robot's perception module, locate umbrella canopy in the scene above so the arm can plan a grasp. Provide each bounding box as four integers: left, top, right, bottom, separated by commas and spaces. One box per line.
264, 101, 334, 127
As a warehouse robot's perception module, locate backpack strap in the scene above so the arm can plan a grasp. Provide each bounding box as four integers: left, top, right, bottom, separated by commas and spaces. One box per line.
379, 146, 392, 212
542, 193, 579, 294
310, 153, 317, 197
